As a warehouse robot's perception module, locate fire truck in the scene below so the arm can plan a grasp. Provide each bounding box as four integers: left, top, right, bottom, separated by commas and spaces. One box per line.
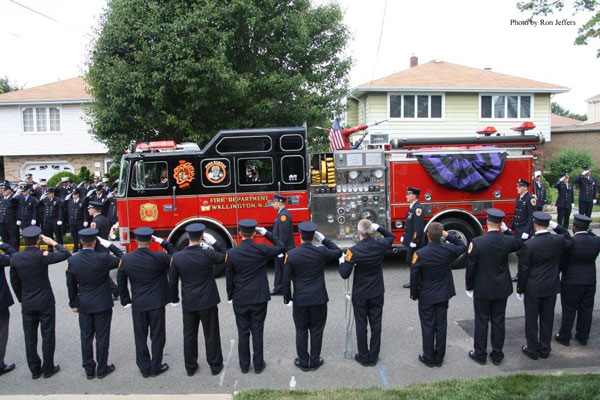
115, 126, 542, 275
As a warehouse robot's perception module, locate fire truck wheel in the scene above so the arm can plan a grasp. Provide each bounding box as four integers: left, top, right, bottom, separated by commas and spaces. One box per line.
438, 217, 476, 270
174, 227, 228, 277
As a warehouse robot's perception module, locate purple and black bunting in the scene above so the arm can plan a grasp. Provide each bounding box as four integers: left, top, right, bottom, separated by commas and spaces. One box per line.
416, 152, 507, 192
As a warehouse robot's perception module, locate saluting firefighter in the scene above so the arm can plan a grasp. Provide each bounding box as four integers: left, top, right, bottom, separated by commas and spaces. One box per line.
0, 240, 18, 377
555, 214, 600, 347
270, 194, 295, 295
554, 173, 574, 228
516, 212, 573, 360
88, 201, 119, 300
85, 184, 108, 225
66, 228, 123, 379
117, 228, 176, 378
0, 183, 19, 251
9, 226, 70, 379
573, 167, 597, 218
169, 224, 226, 377
466, 209, 521, 366
67, 190, 86, 253
37, 187, 63, 252
533, 171, 546, 211
225, 219, 285, 374
283, 222, 342, 372
15, 184, 38, 231
339, 219, 395, 367
402, 187, 425, 289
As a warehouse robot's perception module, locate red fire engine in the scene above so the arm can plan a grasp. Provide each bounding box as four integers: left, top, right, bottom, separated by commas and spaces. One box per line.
115, 127, 542, 274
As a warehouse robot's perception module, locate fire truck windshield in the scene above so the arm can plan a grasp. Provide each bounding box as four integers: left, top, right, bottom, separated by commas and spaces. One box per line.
117, 159, 129, 197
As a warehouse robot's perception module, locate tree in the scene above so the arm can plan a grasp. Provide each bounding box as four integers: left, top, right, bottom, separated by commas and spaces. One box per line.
551, 102, 587, 121
47, 171, 82, 188
518, 0, 600, 57
78, 166, 92, 181
0, 77, 19, 94
86, 0, 352, 155
544, 147, 599, 185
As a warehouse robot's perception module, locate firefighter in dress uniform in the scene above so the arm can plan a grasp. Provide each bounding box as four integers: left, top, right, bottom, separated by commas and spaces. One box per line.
0, 184, 19, 250
168, 223, 226, 377
15, 184, 38, 231
533, 171, 547, 211
573, 167, 597, 218
78, 177, 93, 198
86, 184, 108, 223
107, 182, 119, 226
282, 221, 342, 371
89, 201, 119, 300
555, 214, 600, 347
67, 190, 86, 253
66, 228, 123, 379
410, 222, 466, 368
56, 177, 71, 237
339, 219, 395, 367
0, 241, 17, 376
510, 179, 537, 281
516, 212, 573, 360
32, 179, 48, 201
9, 226, 70, 379
270, 194, 295, 295
466, 208, 521, 365
554, 174, 574, 228
37, 188, 63, 252
225, 219, 285, 374
117, 227, 176, 378
402, 187, 425, 289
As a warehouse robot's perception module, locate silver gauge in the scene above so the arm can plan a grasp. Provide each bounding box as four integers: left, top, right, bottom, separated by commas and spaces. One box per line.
349, 170, 359, 180
373, 169, 384, 179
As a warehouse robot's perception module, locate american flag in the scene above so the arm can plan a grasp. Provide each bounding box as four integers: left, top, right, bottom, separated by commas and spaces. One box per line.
328, 118, 344, 153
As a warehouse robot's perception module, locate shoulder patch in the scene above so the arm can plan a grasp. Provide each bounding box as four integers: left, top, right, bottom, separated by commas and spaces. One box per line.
468, 242, 473, 254
280, 215, 287, 222
530, 198, 537, 206
416, 208, 422, 216
284, 254, 288, 264
345, 249, 353, 262
413, 232, 418, 239
412, 252, 418, 264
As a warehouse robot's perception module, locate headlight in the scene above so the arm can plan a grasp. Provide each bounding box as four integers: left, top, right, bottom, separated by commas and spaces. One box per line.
349, 170, 359, 180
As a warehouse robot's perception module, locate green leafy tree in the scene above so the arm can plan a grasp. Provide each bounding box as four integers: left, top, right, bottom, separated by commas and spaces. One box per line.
518, 0, 600, 57
78, 166, 92, 181
86, 0, 352, 155
551, 102, 587, 121
0, 76, 19, 94
106, 164, 120, 185
47, 171, 82, 188
545, 147, 599, 184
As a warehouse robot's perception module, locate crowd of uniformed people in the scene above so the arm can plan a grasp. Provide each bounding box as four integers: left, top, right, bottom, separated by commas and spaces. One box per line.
0, 169, 599, 380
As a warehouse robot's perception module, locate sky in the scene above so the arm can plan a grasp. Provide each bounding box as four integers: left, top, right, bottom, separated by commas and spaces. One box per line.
1, 0, 599, 114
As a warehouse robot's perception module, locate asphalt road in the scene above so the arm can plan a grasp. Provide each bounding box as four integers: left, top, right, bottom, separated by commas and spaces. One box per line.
1, 230, 599, 395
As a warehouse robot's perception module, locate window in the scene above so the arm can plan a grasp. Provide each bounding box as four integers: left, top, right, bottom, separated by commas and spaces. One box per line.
281, 155, 305, 184
216, 135, 272, 154
131, 161, 169, 190
21, 106, 61, 132
118, 160, 129, 197
480, 95, 532, 119
238, 158, 273, 186
388, 94, 443, 119
280, 134, 304, 151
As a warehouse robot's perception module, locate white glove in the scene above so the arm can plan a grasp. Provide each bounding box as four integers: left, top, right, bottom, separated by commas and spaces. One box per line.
521, 233, 529, 240
16, 220, 21, 226
594, 199, 597, 204
582, 170, 587, 175
287, 300, 293, 307
170, 302, 181, 307
57, 221, 63, 226
277, 253, 284, 259
152, 235, 163, 243
371, 223, 380, 231
256, 227, 267, 235
124, 303, 132, 309
203, 233, 216, 245
314, 231, 325, 243
466, 290, 473, 298
339, 253, 346, 265
410, 242, 417, 248
501, 222, 508, 232
227, 300, 233, 304
516, 293, 524, 301
97, 237, 111, 248
549, 220, 558, 229
571, 203, 575, 209
31, 219, 36, 225
560, 176, 566, 182
83, 221, 88, 227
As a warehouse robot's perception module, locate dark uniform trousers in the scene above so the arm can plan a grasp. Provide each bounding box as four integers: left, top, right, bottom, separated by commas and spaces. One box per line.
579, 202, 593, 218
0, 224, 19, 251
352, 295, 384, 363
42, 221, 63, 252
557, 207, 572, 228
22, 306, 56, 375
418, 300, 448, 363
558, 284, 596, 341
233, 302, 267, 371
79, 309, 112, 376
524, 294, 556, 356
131, 307, 166, 376
473, 297, 508, 361
182, 306, 223, 373
70, 222, 84, 252
292, 304, 327, 367
0, 309, 9, 369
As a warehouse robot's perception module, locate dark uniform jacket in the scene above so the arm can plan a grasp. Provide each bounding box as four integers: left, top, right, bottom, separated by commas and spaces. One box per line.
107, 196, 118, 226
339, 227, 395, 300
283, 238, 342, 306
67, 197, 86, 225
274, 207, 295, 250
510, 191, 536, 237
410, 233, 466, 304
554, 181, 574, 208
225, 231, 284, 305
466, 230, 521, 299
169, 241, 227, 311
402, 200, 425, 248
66, 245, 123, 313
9, 244, 71, 312
117, 240, 176, 312
86, 192, 108, 221
517, 225, 573, 297
91, 214, 111, 252
15, 194, 38, 223
0, 243, 17, 310
78, 184, 94, 198
533, 181, 547, 208
38, 196, 63, 222
560, 231, 600, 286
0, 194, 18, 224
573, 174, 597, 202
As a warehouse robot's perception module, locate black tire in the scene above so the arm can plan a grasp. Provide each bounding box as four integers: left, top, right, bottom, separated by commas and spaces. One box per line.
438, 217, 476, 269
174, 227, 229, 277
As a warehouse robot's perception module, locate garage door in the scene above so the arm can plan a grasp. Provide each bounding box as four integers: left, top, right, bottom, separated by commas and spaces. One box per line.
21, 162, 74, 181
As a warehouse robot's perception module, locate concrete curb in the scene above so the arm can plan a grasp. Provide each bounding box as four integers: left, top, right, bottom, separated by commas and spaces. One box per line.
0, 396, 232, 400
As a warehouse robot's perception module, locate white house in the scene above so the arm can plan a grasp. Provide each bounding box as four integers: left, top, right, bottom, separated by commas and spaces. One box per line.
0, 77, 110, 182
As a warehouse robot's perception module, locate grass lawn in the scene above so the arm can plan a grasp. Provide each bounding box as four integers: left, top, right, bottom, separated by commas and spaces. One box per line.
235, 373, 600, 400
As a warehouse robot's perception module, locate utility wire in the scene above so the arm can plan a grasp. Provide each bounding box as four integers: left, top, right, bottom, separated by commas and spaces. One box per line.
369, 0, 388, 90
9, 0, 85, 34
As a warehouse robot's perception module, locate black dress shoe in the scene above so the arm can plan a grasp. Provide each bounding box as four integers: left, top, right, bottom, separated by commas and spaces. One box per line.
577, 338, 588, 346
521, 346, 538, 360
354, 354, 374, 367
44, 365, 60, 379
270, 290, 283, 296
491, 358, 502, 366
255, 362, 266, 374
112, 293, 120, 301
97, 364, 115, 379
294, 358, 311, 372
32, 371, 42, 380
86, 371, 95, 380
311, 358, 325, 371
418, 354, 435, 368
434, 360, 443, 368
240, 367, 249, 374
186, 364, 199, 377
0, 363, 15, 376
538, 352, 549, 359
402, 283, 410, 289
468, 351, 486, 365
555, 334, 570, 346
211, 364, 224, 376
151, 363, 169, 377
141, 372, 151, 378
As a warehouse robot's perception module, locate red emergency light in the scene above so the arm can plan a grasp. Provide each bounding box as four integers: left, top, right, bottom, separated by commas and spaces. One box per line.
148, 140, 177, 150
476, 126, 497, 135
511, 122, 536, 132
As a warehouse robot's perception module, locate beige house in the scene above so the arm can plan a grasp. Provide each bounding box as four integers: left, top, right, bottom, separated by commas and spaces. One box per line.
0, 77, 110, 182
346, 57, 569, 146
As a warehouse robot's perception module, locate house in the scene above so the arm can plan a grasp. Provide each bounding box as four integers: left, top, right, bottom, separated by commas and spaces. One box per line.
0, 77, 110, 182
346, 57, 569, 146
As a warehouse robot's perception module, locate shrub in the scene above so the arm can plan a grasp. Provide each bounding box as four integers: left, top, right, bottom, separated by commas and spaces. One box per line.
544, 148, 599, 185
47, 171, 82, 188
78, 166, 92, 181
